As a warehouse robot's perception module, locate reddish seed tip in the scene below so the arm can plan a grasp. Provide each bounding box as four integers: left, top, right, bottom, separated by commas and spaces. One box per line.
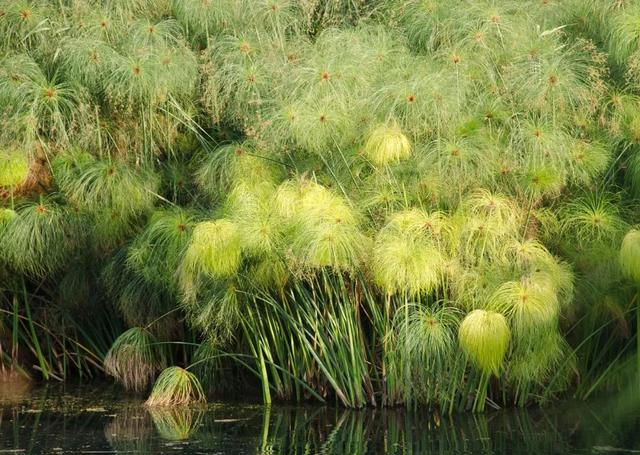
407, 95, 416, 103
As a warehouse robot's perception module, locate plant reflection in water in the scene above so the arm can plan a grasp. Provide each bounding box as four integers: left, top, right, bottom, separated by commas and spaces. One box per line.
1, 384, 640, 454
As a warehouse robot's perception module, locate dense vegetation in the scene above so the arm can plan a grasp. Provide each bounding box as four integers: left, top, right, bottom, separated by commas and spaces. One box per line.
2, 0, 640, 412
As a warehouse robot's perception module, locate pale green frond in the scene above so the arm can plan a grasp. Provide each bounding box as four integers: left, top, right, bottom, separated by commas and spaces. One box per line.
0, 208, 17, 226
458, 309, 510, 376
287, 181, 367, 272
393, 303, 460, 367
489, 275, 559, 338
363, 122, 412, 166
146, 366, 206, 406
372, 209, 448, 295
0, 149, 29, 187
104, 327, 165, 392
0, 198, 83, 276
188, 282, 241, 345
180, 219, 242, 283
619, 228, 640, 285
509, 330, 568, 385
126, 209, 195, 287
560, 193, 627, 247
59, 158, 159, 218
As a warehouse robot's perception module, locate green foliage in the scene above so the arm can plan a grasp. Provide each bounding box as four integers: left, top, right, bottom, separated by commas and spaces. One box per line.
57, 157, 159, 218
0, 54, 84, 145
146, 366, 206, 406
0, 198, 82, 276
0, 208, 17, 225
181, 219, 242, 281
127, 209, 195, 288
372, 209, 446, 295
2, 0, 640, 413
289, 183, 368, 273
459, 309, 510, 376
0, 150, 29, 187
561, 193, 627, 247
490, 274, 559, 338
394, 304, 459, 367
104, 327, 165, 392
364, 123, 412, 166
619, 229, 640, 285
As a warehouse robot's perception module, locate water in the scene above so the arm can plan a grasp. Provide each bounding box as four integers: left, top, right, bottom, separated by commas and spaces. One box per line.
1, 382, 639, 454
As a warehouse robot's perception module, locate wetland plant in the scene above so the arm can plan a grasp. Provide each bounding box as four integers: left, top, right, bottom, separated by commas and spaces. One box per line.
1, 0, 640, 412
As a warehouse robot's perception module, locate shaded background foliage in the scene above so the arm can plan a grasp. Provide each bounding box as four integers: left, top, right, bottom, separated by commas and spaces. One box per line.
1, 0, 640, 411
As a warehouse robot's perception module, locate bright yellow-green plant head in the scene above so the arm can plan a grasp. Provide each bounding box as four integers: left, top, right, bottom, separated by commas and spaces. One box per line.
364, 123, 411, 166
274, 180, 302, 220
490, 275, 559, 338
0, 208, 17, 226
288, 181, 367, 273
372, 236, 444, 295
619, 229, 640, 285
0, 151, 29, 187
292, 221, 368, 273
183, 219, 242, 279
372, 210, 446, 295
458, 309, 510, 376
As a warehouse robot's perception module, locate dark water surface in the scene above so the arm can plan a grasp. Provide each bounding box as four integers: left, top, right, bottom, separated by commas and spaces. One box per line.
1, 382, 639, 454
